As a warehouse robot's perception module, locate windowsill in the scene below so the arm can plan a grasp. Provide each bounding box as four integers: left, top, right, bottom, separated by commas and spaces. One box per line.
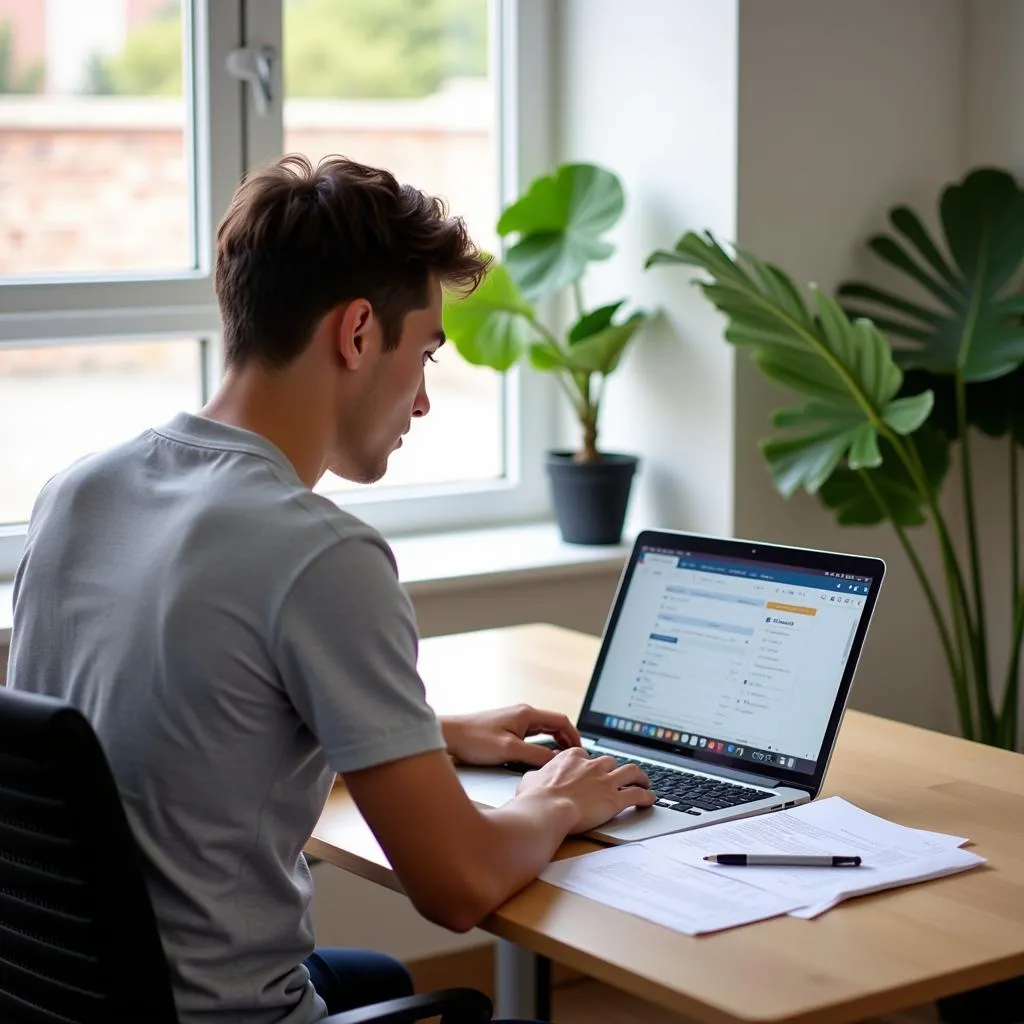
0, 523, 630, 647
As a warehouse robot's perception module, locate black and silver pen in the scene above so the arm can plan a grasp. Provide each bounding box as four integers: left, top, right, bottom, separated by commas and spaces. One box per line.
703, 854, 862, 867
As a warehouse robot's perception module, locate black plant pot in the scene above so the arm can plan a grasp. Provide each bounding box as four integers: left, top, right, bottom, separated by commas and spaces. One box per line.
546, 451, 638, 546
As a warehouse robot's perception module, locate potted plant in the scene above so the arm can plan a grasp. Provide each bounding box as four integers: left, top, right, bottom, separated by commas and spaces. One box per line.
645, 168, 1024, 753
443, 162, 649, 545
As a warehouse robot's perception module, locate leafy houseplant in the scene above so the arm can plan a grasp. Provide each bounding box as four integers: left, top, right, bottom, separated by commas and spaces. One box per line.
443, 163, 648, 545
647, 168, 1024, 751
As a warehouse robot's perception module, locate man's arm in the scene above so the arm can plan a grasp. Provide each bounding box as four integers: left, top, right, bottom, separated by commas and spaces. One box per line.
344, 746, 654, 932
274, 536, 652, 928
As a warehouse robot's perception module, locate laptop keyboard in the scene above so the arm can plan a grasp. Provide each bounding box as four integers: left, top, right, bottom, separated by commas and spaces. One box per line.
508, 743, 770, 815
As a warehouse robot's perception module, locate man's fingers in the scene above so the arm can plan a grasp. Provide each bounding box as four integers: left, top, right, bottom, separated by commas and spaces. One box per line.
617, 786, 658, 812
505, 738, 556, 768
520, 707, 582, 747
553, 725, 582, 749
609, 763, 652, 789
553, 718, 583, 747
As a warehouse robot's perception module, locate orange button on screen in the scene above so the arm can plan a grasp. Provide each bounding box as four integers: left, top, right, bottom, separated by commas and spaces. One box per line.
766, 601, 817, 616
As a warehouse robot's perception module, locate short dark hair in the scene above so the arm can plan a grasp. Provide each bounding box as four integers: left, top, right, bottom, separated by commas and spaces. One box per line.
215, 154, 490, 368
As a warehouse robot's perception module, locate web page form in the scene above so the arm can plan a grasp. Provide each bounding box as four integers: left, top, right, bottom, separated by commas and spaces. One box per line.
591, 550, 870, 771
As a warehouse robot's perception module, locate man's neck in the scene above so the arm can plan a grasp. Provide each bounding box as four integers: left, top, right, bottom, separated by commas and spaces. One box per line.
201, 366, 328, 489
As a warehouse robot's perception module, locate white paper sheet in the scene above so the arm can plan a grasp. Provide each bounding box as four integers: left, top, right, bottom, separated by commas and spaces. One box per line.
540, 844, 803, 935
787, 848, 986, 918
644, 796, 985, 916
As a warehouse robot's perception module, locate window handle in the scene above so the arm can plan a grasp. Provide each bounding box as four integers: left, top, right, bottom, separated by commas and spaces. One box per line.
226, 45, 276, 116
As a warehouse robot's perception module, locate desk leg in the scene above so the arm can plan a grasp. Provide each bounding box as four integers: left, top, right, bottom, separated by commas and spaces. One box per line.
494, 940, 550, 1020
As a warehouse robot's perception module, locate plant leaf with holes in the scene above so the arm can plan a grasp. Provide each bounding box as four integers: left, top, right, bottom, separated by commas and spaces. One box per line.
838, 168, 1024, 383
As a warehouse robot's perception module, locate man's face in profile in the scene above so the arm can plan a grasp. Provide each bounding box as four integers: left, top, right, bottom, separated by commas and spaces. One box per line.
328, 276, 443, 485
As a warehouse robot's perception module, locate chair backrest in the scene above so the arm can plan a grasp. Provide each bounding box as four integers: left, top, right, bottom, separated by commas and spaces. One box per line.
0, 687, 178, 1023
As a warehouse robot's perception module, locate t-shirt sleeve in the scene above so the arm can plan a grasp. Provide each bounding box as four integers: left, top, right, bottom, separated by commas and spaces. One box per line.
273, 533, 445, 774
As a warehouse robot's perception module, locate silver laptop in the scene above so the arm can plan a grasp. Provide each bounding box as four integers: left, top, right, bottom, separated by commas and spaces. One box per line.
458, 529, 885, 844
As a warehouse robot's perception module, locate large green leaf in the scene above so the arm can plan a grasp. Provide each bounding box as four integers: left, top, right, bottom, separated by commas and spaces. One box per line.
839, 168, 1024, 383
442, 263, 538, 372
760, 392, 933, 496
818, 427, 951, 527
647, 232, 933, 497
498, 164, 624, 301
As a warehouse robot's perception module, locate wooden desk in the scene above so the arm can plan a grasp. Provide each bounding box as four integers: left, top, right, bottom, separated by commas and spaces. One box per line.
308, 625, 1024, 1024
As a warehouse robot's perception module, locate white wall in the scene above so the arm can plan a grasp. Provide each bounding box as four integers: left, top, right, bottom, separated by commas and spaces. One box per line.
555, 0, 739, 539
966, 0, 1024, 170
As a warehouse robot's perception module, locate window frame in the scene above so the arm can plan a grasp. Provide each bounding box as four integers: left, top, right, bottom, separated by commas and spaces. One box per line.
0, 0, 556, 577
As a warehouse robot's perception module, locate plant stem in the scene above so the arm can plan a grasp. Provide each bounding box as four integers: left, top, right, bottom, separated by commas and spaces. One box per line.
891, 431, 979, 735
1000, 592, 1023, 749
593, 373, 608, 433
1001, 437, 1022, 749
931, 504, 979, 739
1012, 433, 1020, 625
956, 376, 994, 742
577, 372, 599, 460
553, 370, 586, 421
525, 312, 560, 349
859, 469, 973, 740
572, 279, 585, 321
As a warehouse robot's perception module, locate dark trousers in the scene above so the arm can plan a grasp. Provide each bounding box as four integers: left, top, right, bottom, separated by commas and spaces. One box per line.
303, 947, 542, 1022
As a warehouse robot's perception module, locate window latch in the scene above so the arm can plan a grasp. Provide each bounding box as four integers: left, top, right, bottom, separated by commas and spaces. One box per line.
226, 45, 276, 116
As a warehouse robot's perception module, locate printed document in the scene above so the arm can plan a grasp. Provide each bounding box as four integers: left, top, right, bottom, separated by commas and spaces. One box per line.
651, 797, 985, 918
540, 844, 802, 934
540, 798, 985, 933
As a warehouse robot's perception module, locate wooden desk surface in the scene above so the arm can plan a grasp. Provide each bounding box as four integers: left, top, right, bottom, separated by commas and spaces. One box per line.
308, 624, 1024, 1024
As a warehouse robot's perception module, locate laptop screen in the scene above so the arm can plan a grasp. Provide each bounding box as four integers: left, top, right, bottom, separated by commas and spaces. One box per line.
579, 533, 883, 786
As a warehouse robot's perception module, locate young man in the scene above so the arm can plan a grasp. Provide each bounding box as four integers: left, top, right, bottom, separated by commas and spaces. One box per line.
8, 155, 655, 1024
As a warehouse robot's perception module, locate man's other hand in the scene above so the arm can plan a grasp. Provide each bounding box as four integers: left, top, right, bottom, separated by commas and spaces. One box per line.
441, 704, 581, 767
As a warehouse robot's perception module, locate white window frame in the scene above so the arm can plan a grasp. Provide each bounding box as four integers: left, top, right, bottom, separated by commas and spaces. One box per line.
0, 0, 557, 577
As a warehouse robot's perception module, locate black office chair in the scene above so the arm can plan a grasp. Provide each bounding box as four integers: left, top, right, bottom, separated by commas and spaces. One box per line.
0, 687, 492, 1024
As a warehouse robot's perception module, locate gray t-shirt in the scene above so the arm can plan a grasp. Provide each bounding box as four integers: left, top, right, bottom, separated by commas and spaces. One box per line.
8, 412, 446, 1024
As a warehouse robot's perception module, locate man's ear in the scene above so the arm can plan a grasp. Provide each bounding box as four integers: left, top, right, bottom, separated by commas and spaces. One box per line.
336, 299, 374, 369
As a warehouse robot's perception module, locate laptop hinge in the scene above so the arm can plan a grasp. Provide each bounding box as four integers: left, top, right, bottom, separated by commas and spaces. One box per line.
590, 736, 780, 788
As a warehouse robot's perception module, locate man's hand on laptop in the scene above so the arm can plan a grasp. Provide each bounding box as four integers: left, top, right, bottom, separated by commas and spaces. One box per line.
440, 704, 581, 767
516, 748, 657, 834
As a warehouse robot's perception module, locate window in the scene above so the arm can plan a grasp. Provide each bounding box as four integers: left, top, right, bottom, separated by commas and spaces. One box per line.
0, 0, 195, 276
0, 0, 554, 577
0, 337, 212, 525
